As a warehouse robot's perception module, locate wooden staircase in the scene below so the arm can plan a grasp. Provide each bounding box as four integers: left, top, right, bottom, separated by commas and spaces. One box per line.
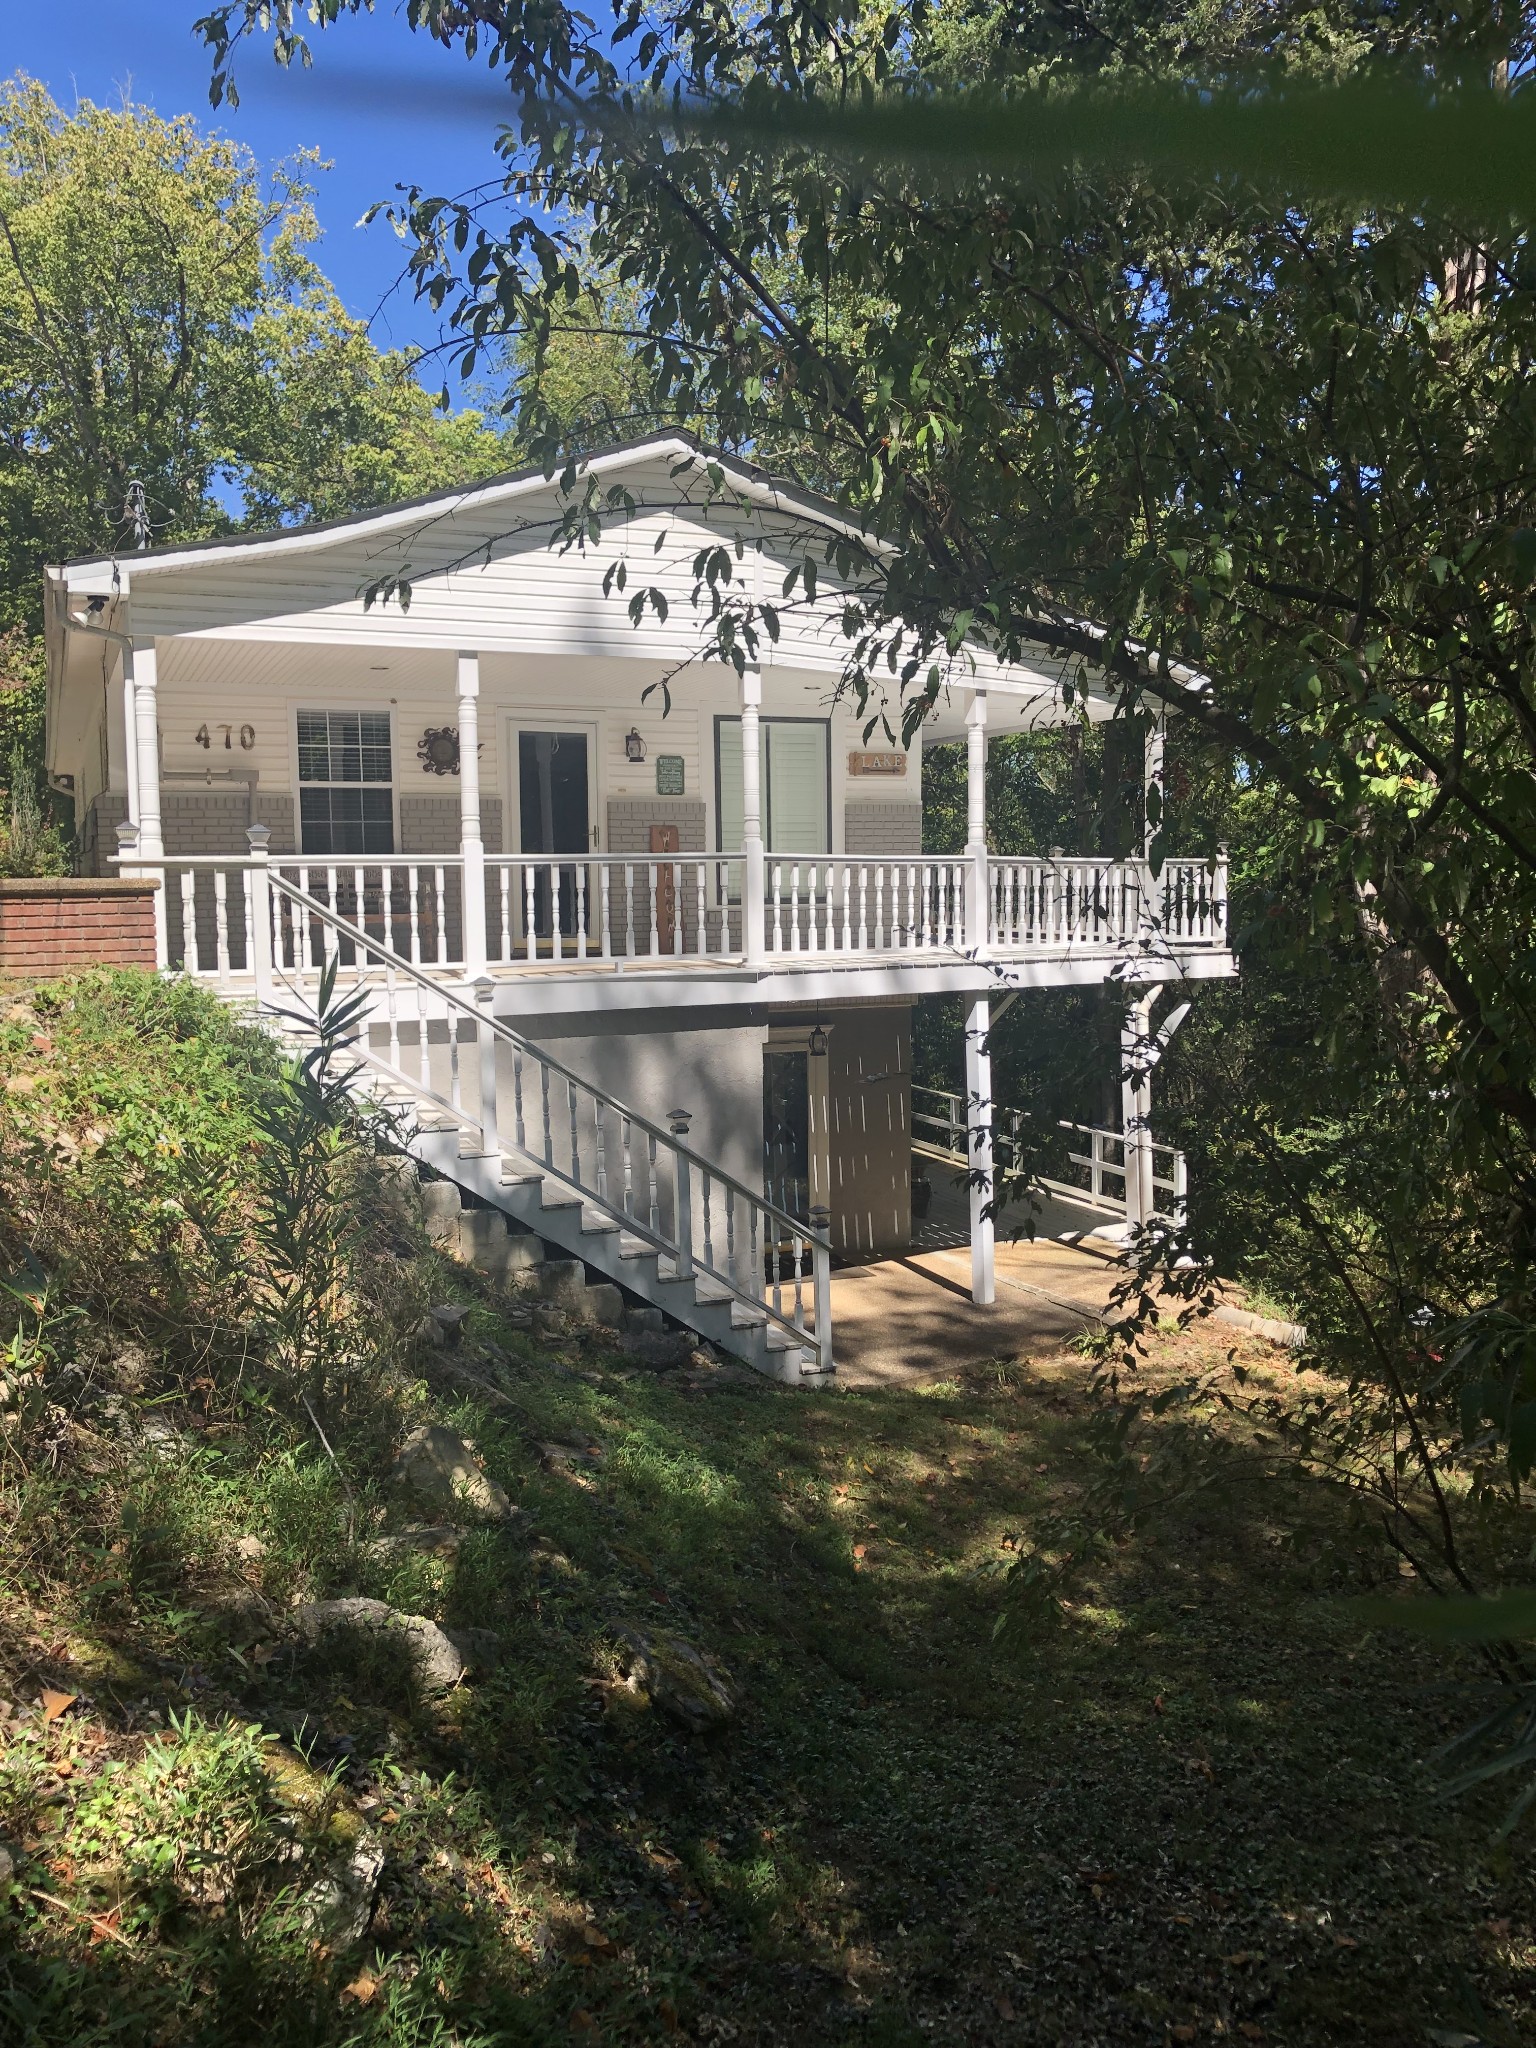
266, 872, 834, 1385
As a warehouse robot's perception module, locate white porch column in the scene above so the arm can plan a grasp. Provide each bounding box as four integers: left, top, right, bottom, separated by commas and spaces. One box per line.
1121, 990, 1156, 1233
126, 636, 165, 962
965, 689, 989, 951
120, 647, 140, 826
741, 663, 766, 963
965, 994, 996, 1305
1143, 709, 1166, 858
457, 650, 487, 977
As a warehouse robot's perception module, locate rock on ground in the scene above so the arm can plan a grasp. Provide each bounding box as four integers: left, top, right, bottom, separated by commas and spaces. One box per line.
293, 1830, 385, 1950
287, 1596, 496, 1695
618, 1628, 737, 1734
392, 1423, 514, 1520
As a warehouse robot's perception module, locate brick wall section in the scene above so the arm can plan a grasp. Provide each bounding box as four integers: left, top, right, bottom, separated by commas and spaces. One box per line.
81, 793, 127, 877
844, 802, 924, 857
605, 798, 706, 854
399, 794, 503, 856
83, 791, 298, 872
0, 880, 159, 976
603, 800, 711, 953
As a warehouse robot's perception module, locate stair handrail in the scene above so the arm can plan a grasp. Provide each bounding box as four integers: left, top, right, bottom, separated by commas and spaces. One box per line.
263, 868, 834, 1370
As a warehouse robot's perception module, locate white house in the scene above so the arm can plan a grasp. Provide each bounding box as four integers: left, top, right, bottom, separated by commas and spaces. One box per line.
43, 432, 1235, 1381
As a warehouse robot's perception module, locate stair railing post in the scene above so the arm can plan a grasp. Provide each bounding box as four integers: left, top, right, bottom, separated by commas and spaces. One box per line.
808, 1203, 835, 1375
668, 1107, 695, 1280
245, 823, 274, 1008
474, 974, 499, 1152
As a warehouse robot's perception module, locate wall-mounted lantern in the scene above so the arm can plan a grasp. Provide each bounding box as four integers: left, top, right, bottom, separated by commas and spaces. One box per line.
808, 1022, 829, 1059
625, 728, 648, 762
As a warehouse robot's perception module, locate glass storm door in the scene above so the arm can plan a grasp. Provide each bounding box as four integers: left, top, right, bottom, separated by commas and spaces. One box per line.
763, 1048, 811, 1222
516, 728, 592, 939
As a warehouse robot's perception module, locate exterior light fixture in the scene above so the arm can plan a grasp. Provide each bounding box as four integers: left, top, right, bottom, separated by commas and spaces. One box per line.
808, 1022, 829, 1058
625, 728, 647, 762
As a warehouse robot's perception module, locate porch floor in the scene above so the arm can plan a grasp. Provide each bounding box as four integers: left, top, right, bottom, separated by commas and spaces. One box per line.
828, 1172, 1127, 1388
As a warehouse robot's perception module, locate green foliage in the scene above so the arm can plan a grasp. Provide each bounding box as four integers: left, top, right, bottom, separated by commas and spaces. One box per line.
0, 74, 511, 634
0, 630, 68, 875
250, 960, 382, 1415
2, 972, 1533, 2036
67, 1714, 281, 1930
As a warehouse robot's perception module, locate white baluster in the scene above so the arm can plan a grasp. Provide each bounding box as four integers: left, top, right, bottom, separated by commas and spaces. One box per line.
497, 863, 512, 964
513, 1046, 526, 1150
524, 862, 538, 964
623, 862, 636, 958
404, 865, 420, 966
475, 977, 497, 1152
693, 861, 706, 956
432, 865, 448, 965
178, 868, 198, 973
646, 863, 661, 956
600, 865, 613, 959
386, 964, 401, 1073
575, 862, 588, 961
213, 869, 230, 980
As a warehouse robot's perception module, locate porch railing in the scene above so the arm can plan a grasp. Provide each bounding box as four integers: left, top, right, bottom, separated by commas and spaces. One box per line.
114, 840, 1228, 979
264, 869, 835, 1375
988, 856, 1227, 952
911, 1085, 1188, 1227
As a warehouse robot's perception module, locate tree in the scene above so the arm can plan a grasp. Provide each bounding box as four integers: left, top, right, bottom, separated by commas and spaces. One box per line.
189, 1, 1536, 1626
0, 74, 510, 633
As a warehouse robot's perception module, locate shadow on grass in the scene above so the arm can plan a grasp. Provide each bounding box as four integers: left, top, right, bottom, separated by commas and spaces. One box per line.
3, 1327, 1535, 2048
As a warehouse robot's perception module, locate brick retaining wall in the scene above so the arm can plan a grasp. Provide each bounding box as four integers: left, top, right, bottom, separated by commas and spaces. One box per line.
0, 879, 160, 977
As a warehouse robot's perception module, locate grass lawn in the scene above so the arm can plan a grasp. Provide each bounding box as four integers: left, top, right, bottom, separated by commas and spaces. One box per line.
4, 1306, 1532, 2047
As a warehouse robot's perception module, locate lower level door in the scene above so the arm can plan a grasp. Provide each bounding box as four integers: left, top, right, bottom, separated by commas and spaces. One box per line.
763, 1049, 811, 1221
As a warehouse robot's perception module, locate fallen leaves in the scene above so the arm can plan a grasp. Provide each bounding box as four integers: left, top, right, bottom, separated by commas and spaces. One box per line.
39, 1689, 76, 1724
340, 1971, 379, 2005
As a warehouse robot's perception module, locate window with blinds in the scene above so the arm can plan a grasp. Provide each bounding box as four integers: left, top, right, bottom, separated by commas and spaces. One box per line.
715, 717, 831, 854
297, 710, 395, 855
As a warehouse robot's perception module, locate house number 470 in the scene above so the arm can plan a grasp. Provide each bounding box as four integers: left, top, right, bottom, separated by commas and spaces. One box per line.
196, 723, 255, 750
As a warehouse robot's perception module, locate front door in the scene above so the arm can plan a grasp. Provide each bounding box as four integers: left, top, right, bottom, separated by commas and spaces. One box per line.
512, 726, 594, 940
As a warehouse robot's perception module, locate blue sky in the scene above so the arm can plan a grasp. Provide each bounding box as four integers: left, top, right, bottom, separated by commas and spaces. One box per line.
7, 1, 512, 364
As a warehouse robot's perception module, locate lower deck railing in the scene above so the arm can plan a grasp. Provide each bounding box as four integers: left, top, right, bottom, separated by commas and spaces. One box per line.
114, 840, 1229, 981
911, 1085, 1188, 1228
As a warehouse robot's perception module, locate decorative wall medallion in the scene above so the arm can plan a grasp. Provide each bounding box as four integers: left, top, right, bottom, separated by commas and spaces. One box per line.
418, 727, 461, 775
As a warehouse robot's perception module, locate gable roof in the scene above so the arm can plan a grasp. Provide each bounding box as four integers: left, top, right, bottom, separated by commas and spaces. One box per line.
48, 430, 875, 586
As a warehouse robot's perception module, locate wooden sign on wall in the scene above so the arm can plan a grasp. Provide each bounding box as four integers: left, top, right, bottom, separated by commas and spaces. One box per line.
848, 750, 908, 777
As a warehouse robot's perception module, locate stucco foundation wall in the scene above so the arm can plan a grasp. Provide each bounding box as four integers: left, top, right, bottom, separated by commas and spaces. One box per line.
510, 1006, 768, 1201
0, 880, 159, 976
844, 802, 923, 856
825, 1003, 912, 1256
